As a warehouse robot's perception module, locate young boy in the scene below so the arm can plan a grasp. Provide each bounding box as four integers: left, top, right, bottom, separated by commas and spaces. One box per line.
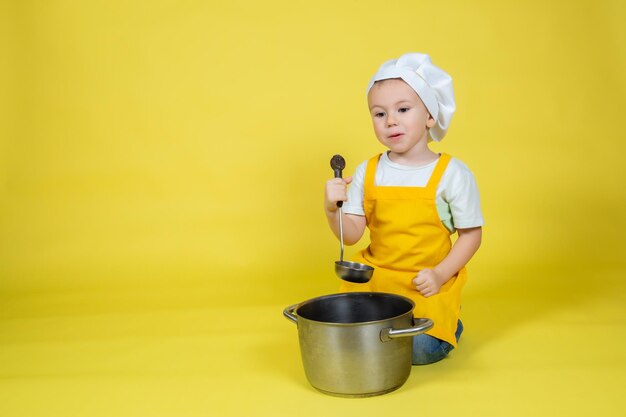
324, 53, 484, 365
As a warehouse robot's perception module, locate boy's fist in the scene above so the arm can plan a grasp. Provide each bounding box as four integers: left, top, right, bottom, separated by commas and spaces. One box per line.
325, 176, 352, 212
413, 268, 443, 297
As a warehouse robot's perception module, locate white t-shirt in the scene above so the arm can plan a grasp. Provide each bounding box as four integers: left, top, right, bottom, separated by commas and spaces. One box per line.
343, 152, 484, 233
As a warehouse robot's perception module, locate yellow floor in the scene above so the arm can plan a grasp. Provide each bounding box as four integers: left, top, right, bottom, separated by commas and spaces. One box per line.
3, 2, 625, 416
2, 264, 626, 417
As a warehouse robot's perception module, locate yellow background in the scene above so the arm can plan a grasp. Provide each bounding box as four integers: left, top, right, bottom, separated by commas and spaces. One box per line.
2, 1, 626, 416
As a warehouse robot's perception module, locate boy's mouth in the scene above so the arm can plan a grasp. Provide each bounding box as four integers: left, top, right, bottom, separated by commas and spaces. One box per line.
388, 133, 404, 139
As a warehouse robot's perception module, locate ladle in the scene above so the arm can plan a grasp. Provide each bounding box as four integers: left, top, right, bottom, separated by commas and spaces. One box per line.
331, 154, 374, 283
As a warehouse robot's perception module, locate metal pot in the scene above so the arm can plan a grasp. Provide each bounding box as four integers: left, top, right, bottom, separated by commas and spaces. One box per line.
283, 292, 433, 397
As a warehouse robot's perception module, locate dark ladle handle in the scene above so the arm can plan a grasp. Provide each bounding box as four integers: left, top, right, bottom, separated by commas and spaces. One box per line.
330, 154, 345, 207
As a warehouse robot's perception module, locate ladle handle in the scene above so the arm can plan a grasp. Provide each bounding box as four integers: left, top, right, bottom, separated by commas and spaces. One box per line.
330, 154, 345, 208
330, 154, 346, 262
334, 168, 343, 208
339, 206, 344, 262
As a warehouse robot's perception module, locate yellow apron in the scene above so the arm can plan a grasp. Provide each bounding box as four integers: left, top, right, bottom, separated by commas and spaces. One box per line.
339, 153, 466, 347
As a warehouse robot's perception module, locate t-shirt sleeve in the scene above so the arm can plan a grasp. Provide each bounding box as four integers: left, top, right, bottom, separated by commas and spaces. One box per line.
442, 159, 485, 229
342, 160, 367, 216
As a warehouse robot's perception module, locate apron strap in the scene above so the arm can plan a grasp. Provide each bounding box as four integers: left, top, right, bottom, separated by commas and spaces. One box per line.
363, 153, 382, 200
425, 153, 452, 196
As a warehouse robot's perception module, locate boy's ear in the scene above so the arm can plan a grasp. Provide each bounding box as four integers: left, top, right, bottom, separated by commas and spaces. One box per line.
426, 115, 436, 128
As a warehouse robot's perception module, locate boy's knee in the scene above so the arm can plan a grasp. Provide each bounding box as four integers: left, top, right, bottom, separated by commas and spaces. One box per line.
412, 334, 453, 365
412, 321, 462, 365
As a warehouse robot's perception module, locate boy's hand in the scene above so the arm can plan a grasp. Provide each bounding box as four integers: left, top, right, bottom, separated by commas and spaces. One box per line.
325, 176, 352, 213
412, 268, 444, 297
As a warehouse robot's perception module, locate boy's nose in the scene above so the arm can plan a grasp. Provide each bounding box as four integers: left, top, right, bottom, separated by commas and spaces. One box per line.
386, 116, 398, 127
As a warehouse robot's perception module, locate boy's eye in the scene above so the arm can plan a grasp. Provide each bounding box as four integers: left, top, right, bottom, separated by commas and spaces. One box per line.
399, 107, 410, 113
374, 112, 385, 118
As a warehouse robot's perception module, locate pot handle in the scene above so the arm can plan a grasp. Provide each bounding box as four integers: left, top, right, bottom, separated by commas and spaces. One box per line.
283, 304, 299, 325
380, 318, 434, 342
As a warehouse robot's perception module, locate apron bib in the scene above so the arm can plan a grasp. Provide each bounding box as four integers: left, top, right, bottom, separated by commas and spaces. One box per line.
339, 153, 466, 347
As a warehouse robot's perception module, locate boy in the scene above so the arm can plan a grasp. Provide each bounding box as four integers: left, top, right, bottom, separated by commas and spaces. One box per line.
324, 53, 484, 364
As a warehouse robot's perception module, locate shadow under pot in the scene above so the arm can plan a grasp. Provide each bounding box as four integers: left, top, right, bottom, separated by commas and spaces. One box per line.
283, 292, 433, 397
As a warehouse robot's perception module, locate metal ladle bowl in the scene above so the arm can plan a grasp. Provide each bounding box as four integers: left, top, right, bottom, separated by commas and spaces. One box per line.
331, 155, 374, 283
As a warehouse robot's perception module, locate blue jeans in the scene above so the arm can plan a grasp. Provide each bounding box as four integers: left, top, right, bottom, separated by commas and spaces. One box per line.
412, 320, 463, 365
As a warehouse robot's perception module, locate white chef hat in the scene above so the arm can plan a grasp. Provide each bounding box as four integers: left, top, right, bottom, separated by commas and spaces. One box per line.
366, 53, 456, 142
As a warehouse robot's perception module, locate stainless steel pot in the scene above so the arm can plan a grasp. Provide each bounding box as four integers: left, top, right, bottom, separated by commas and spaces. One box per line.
283, 292, 433, 397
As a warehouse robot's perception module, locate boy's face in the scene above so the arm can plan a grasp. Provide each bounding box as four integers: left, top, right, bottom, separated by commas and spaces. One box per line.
367, 79, 436, 158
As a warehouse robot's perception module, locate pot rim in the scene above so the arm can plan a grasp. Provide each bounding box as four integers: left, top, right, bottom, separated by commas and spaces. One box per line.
294, 292, 416, 326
